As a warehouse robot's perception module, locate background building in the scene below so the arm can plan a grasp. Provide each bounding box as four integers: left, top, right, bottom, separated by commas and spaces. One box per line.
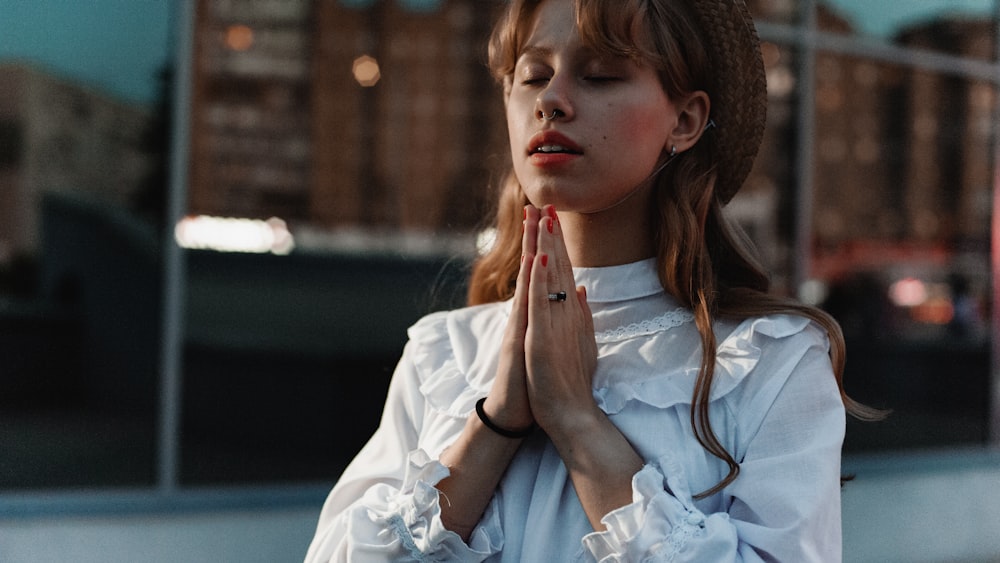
0, 63, 153, 262
184, 0, 993, 300
188, 0, 505, 236
187, 0, 313, 221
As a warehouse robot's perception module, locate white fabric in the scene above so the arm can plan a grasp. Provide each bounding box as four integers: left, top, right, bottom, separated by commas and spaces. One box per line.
305, 258, 846, 562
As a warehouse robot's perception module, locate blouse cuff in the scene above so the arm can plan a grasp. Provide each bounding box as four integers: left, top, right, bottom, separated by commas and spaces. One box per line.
368, 450, 504, 560
581, 465, 710, 561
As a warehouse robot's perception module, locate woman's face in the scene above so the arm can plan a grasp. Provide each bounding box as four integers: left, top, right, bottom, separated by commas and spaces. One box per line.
506, 0, 679, 214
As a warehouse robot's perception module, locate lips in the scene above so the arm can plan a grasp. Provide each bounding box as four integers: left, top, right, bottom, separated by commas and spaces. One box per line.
528, 131, 583, 156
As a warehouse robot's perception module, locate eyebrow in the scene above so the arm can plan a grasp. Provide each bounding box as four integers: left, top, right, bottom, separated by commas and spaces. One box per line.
518, 44, 555, 61
519, 43, 621, 66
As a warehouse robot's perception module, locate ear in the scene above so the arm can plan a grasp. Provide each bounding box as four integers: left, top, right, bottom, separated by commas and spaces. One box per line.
666, 90, 710, 153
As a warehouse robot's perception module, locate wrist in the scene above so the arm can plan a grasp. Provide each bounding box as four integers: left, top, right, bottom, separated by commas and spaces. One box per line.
475, 397, 536, 439
541, 403, 606, 445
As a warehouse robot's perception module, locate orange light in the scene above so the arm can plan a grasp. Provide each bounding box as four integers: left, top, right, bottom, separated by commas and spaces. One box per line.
352, 55, 381, 87
225, 25, 255, 51
911, 297, 954, 325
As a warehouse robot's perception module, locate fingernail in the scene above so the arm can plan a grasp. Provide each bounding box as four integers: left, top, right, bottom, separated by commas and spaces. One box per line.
547, 218, 553, 234
546, 206, 558, 220
524, 207, 528, 220
541, 254, 548, 267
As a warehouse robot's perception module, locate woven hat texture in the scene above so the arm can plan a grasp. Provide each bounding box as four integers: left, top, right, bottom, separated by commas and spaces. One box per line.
686, 0, 767, 203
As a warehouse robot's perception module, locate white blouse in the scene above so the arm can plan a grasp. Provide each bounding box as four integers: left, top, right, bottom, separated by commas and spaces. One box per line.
305, 258, 846, 562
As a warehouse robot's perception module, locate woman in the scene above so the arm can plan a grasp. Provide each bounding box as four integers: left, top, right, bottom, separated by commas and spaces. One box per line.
306, 0, 877, 560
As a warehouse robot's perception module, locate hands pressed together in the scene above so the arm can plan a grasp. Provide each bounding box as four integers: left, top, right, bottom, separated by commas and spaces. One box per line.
482, 204, 600, 440
438, 205, 643, 538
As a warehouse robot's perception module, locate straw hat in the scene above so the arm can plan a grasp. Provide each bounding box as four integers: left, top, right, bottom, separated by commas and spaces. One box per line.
685, 0, 767, 204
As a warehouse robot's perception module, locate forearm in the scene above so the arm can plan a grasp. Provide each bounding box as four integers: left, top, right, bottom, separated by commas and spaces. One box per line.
547, 407, 644, 531
437, 409, 525, 541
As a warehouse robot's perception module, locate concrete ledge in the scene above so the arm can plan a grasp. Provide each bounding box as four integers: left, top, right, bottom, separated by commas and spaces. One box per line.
842, 450, 1000, 563
0, 506, 321, 563
2, 450, 999, 562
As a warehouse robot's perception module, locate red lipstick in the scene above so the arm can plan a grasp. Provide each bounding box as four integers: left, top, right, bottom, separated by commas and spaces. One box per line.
528, 131, 583, 166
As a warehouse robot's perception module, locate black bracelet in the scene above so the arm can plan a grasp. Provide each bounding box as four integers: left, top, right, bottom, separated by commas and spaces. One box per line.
474, 397, 535, 439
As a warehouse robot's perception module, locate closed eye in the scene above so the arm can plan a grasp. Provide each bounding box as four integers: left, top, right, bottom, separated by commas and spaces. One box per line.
521, 76, 550, 86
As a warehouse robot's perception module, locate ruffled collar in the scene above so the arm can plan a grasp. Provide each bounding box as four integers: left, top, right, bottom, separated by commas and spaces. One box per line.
573, 257, 663, 304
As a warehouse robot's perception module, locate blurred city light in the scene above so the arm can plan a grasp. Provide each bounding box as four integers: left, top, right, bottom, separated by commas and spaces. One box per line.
888, 277, 927, 307
352, 55, 381, 87
224, 24, 254, 51
911, 295, 954, 325
175, 215, 294, 255
888, 277, 956, 325
476, 227, 497, 256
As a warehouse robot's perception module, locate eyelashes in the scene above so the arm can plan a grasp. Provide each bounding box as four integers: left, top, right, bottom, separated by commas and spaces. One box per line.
517, 74, 623, 87
515, 60, 628, 88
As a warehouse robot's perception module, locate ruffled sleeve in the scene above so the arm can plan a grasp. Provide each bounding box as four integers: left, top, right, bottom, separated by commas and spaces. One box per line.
409, 308, 500, 422
304, 310, 505, 563
582, 315, 846, 562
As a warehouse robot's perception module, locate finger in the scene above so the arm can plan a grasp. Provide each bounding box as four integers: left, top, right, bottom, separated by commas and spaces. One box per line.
509, 248, 533, 332
542, 206, 574, 282
535, 206, 573, 316
532, 250, 558, 323
576, 285, 594, 334
522, 205, 540, 259
527, 244, 552, 332
511, 205, 540, 327
493, 246, 533, 428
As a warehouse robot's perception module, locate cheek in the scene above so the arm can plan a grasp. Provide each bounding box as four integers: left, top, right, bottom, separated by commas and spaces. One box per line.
615, 109, 671, 157
507, 124, 529, 171
506, 103, 532, 147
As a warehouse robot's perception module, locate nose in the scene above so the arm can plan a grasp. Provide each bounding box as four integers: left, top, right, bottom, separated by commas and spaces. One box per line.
534, 74, 573, 122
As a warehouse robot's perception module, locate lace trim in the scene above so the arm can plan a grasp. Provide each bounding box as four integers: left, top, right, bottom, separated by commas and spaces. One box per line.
387, 514, 431, 561
595, 308, 694, 343
655, 512, 707, 562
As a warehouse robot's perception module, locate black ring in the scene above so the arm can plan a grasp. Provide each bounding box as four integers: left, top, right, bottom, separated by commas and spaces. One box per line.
547, 291, 567, 302
475, 398, 535, 439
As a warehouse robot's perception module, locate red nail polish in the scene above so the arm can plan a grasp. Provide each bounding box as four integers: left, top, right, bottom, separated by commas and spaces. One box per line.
546, 206, 558, 220
547, 218, 553, 234
541, 254, 548, 267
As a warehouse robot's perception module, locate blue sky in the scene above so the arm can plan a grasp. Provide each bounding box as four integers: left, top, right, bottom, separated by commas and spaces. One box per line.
0, 0, 174, 105
0, 0, 993, 107
827, 0, 993, 36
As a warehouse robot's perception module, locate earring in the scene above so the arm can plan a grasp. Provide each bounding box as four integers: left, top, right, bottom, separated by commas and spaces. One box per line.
669, 145, 678, 157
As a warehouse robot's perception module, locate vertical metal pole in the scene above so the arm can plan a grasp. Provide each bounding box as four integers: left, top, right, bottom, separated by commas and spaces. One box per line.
158, 0, 195, 493
989, 0, 1000, 448
792, 0, 817, 296
359, 3, 380, 226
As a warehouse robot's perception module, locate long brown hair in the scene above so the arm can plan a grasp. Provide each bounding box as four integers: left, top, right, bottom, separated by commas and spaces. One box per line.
469, 0, 883, 498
